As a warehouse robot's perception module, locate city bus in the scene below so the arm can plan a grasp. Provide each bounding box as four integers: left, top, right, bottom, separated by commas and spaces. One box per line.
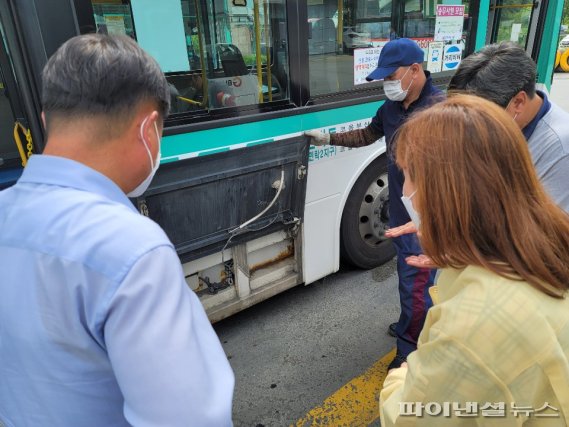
0, 0, 562, 321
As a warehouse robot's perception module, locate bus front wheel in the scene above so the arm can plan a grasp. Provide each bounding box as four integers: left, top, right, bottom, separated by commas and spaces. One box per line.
340, 155, 396, 269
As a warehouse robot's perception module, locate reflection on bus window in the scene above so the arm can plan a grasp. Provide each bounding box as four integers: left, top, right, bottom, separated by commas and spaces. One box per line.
308, 0, 472, 97
90, 0, 289, 114
490, 0, 532, 47
92, 1, 136, 37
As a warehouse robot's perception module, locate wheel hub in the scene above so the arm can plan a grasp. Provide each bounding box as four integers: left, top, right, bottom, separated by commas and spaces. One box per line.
358, 172, 389, 246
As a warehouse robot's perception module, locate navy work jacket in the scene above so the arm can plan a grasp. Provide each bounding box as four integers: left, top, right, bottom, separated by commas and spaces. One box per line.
369, 72, 444, 227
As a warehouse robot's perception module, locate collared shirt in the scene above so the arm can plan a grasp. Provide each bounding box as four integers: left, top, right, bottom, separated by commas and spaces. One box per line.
370, 72, 445, 227
0, 155, 234, 427
380, 266, 569, 426
522, 90, 551, 140
525, 92, 569, 212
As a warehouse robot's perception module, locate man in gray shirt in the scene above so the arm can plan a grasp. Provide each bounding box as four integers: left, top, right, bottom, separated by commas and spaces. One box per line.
448, 42, 569, 211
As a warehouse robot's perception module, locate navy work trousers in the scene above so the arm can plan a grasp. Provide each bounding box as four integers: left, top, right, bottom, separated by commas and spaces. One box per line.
387, 161, 435, 357
391, 233, 436, 357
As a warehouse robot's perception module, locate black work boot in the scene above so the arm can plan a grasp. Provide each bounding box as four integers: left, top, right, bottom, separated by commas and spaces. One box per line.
387, 352, 407, 371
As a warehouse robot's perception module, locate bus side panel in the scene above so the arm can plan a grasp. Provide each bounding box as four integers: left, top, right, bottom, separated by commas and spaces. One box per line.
137, 135, 309, 263
302, 142, 386, 284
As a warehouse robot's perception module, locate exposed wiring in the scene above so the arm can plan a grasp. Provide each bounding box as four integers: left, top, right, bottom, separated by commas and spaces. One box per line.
230, 168, 285, 233
220, 169, 285, 265
221, 233, 236, 265
242, 212, 280, 233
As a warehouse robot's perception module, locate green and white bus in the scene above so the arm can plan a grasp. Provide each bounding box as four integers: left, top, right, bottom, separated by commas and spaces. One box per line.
0, 0, 562, 321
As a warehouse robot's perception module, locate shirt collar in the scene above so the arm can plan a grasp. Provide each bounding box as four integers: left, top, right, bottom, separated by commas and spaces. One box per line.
18, 155, 138, 212
522, 90, 551, 140
403, 71, 436, 111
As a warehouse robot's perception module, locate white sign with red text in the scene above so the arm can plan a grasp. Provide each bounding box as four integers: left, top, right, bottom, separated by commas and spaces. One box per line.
353, 47, 383, 85
435, 5, 465, 42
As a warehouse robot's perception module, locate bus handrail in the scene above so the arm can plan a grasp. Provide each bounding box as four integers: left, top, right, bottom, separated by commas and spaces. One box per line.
195, 0, 209, 108
263, 0, 272, 102
490, 3, 534, 9
13, 122, 33, 167
177, 95, 202, 106
253, 0, 264, 103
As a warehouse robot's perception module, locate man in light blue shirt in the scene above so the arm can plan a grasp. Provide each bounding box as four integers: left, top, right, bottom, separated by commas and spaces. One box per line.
0, 34, 234, 426
448, 42, 569, 212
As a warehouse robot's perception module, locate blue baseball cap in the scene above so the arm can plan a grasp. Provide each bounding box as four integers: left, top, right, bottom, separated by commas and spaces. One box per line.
366, 38, 424, 81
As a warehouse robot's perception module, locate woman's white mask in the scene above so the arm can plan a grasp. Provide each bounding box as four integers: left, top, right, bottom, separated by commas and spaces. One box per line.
401, 189, 420, 228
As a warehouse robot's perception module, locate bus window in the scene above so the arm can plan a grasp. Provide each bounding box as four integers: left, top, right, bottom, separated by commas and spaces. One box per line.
401, 0, 473, 74
308, 0, 474, 97
89, 0, 290, 114
308, 0, 389, 96
91, 1, 136, 37
489, 0, 534, 47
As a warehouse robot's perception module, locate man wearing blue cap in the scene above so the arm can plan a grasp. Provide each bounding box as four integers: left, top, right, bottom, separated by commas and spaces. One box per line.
306, 38, 444, 370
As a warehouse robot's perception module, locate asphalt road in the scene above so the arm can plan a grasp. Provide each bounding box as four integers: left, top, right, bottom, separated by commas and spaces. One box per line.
215, 259, 399, 426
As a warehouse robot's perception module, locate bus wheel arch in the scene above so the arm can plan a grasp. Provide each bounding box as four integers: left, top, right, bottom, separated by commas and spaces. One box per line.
340, 154, 396, 269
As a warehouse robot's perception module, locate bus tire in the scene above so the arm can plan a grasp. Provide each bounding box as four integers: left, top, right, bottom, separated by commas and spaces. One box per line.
555, 51, 561, 69
560, 50, 569, 72
340, 154, 396, 269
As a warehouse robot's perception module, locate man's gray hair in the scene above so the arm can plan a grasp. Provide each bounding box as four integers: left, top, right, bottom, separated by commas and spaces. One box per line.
42, 34, 170, 128
448, 42, 537, 107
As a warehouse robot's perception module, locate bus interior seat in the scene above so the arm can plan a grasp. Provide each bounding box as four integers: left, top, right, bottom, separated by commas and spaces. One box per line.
216, 44, 249, 77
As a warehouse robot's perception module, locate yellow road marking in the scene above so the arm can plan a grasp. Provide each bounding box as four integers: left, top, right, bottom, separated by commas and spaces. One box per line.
293, 348, 396, 427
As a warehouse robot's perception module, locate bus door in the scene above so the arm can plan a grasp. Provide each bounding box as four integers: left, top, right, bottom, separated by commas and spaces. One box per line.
0, 6, 41, 189
487, 0, 562, 86
487, 0, 542, 51
1, 26, 27, 188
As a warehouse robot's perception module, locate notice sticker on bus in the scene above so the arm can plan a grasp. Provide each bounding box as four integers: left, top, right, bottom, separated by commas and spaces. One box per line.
435, 5, 465, 42
103, 15, 126, 36
353, 47, 383, 85
511, 23, 522, 42
443, 44, 463, 71
427, 41, 444, 73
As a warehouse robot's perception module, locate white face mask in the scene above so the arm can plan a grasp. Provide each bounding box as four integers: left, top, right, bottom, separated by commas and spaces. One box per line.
127, 116, 161, 198
401, 189, 420, 228
383, 67, 413, 102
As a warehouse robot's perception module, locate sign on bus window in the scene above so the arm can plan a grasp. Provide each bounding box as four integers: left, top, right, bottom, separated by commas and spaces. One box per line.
130, 0, 191, 73
307, 0, 473, 98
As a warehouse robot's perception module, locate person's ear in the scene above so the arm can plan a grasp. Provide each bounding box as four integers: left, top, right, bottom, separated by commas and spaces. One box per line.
411, 63, 421, 78
510, 91, 527, 113
139, 110, 161, 154
140, 111, 159, 137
